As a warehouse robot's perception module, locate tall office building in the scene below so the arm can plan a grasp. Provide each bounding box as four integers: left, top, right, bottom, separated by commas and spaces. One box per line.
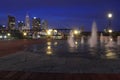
8, 15, 16, 30
41, 20, 48, 30
32, 17, 41, 31
22, 14, 30, 30
18, 21, 24, 31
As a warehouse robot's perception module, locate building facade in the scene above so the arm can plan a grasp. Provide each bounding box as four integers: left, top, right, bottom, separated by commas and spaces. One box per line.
41, 20, 48, 30
32, 17, 41, 31
8, 15, 16, 30
22, 14, 30, 30
18, 21, 25, 31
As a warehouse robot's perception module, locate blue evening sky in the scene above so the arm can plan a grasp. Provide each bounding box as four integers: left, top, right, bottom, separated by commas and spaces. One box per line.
0, 0, 120, 31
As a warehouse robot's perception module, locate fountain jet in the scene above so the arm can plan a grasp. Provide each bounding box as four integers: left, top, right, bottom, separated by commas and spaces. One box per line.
88, 21, 98, 47
106, 37, 115, 47
81, 36, 84, 44
117, 36, 120, 45
67, 30, 75, 47
100, 33, 104, 43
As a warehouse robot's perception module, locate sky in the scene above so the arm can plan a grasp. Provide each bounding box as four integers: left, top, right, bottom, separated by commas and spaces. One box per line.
0, 0, 120, 31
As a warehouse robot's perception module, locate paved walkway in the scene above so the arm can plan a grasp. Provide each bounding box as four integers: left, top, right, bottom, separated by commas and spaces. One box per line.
0, 71, 119, 80
1, 51, 120, 73
0, 39, 46, 57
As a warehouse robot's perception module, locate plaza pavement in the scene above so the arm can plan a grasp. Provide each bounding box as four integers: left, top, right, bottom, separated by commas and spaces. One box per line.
1, 50, 120, 73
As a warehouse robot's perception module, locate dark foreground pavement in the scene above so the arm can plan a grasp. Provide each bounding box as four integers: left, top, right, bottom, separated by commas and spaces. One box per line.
0, 71, 120, 80
0, 39, 46, 57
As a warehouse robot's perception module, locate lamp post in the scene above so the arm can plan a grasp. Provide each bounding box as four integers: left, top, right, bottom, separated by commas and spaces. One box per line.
107, 13, 113, 40
107, 13, 112, 31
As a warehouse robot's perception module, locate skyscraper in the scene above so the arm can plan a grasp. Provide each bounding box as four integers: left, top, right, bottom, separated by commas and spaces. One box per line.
32, 17, 41, 31
41, 20, 48, 30
8, 15, 16, 30
23, 14, 30, 30
18, 21, 24, 31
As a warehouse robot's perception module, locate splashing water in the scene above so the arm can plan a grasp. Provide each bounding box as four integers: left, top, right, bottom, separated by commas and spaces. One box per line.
88, 21, 98, 47
106, 37, 115, 47
67, 30, 75, 47
117, 36, 120, 45
100, 33, 104, 43
81, 36, 84, 44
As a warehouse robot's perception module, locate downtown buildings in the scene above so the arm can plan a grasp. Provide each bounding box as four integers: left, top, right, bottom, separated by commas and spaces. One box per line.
6, 14, 48, 31
0, 14, 50, 39
8, 15, 16, 30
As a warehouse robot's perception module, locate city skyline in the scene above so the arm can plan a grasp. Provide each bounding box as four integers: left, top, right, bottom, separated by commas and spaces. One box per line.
6, 14, 48, 30
0, 0, 120, 31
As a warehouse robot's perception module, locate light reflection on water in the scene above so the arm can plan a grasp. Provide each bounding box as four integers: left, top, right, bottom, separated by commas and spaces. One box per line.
75, 41, 78, 45
28, 40, 120, 60
105, 48, 118, 59
46, 49, 52, 55
54, 42, 58, 46
47, 42, 51, 46
68, 41, 78, 53
47, 46, 51, 49
46, 41, 53, 55
46, 46, 53, 55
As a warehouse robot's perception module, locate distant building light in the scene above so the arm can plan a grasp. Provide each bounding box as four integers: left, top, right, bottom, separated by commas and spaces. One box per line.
2, 25, 5, 27
47, 29, 53, 35
0, 35, 2, 38
23, 32, 27, 36
49, 29, 53, 32
104, 29, 107, 32
54, 30, 57, 33
37, 35, 40, 38
4, 35, 7, 39
34, 17, 37, 19
7, 33, 11, 36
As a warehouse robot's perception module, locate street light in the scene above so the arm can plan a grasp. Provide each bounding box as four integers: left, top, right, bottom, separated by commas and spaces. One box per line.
23, 32, 27, 36
108, 29, 113, 33
7, 33, 11, 37
47, 30, 52, 35
47, 29, 53, 36
74, 30, 79, 35
4, 35, 7, 39
108, 13, 112, 18
107, 13, 113, 33
0, 35, 2, 38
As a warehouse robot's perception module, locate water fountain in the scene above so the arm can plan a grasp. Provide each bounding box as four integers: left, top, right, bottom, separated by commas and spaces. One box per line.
3, 21, 120, 73
88, 21, 98, 47
100, 33, 104, 43
106, 37, 115, 47
67, 30, 75, 47
117, 36, 120, 45
104, 36, 109, 44
81, 36, 84, 44
32, 33, 36, 39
